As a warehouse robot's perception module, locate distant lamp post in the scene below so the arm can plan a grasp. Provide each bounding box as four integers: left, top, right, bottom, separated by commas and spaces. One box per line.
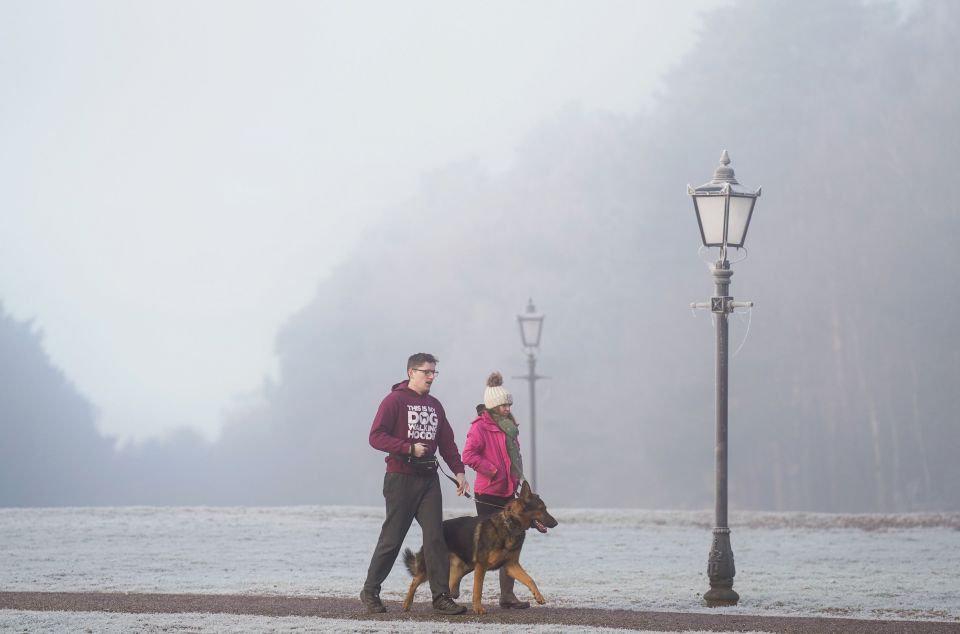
688, 151, 761, 607
515, 298, 545, 492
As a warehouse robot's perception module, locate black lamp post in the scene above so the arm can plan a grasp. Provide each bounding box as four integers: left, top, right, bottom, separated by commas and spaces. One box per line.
515, 298, 545, 492
688, 151, 761, 607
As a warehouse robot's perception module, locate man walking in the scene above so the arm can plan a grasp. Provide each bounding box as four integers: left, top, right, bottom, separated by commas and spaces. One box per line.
360, 353, 469, 615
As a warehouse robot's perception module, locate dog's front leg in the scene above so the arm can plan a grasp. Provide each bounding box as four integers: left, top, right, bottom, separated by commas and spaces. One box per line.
503, 562, 545, 605
471, 564, 487, 615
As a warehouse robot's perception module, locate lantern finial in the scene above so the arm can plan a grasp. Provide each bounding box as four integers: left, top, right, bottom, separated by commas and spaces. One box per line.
712, 150, 739, 185
689, 151, 761, 251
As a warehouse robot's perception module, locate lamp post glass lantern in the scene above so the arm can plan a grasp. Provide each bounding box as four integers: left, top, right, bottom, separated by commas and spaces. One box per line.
515, 298, 545, 492
687, 151, 760, 607
517, 298, 544, 349
689, 150, 761, 258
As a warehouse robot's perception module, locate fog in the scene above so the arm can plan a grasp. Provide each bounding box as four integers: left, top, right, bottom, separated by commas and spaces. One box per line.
3, 0, 958, 512
0, 0, 712, 443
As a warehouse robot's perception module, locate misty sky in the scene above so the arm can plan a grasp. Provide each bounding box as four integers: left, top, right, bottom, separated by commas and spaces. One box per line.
0, 0, 736, 443
2, 0, 921, 448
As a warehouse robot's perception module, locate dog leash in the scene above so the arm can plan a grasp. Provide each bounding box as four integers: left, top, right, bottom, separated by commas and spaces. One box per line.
472, 497, 507, 510
436, 461, 472, 499
435, 461, 525, 511
404, 456, 515, 509
437, 460, 520, 509
438, 461, 511, 510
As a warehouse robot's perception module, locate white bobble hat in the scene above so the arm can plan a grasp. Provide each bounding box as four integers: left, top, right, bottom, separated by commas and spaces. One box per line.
483, 371, 513, 409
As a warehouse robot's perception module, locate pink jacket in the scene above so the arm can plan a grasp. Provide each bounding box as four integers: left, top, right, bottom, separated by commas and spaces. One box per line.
462, 411, 520, 498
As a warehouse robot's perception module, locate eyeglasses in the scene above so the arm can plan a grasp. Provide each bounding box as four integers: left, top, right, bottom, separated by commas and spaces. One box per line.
411, 368, 439, 377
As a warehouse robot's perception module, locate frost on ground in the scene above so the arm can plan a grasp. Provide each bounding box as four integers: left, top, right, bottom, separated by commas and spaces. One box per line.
0, 610, 776, 634
0, 506, 958, 625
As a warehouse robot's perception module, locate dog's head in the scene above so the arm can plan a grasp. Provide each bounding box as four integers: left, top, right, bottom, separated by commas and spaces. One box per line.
506, 480, 558, 534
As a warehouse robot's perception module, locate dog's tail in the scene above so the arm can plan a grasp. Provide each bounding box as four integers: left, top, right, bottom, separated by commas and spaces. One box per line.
402, 547, 424, 577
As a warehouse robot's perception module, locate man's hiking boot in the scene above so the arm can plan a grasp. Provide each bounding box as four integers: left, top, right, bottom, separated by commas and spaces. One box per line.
432, 593, 467, 615
359, 589, 386, 613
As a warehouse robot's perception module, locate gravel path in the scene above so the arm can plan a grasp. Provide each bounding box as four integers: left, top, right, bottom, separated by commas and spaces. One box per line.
2, 592, 959, 633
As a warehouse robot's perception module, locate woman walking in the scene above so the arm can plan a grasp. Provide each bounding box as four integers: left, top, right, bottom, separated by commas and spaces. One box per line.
462, 371, 531, 609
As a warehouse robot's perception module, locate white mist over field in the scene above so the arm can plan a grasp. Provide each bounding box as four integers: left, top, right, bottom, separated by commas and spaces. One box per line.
1, 506, 958, 632
0, 0, 719, 445
3, 0, 959, 516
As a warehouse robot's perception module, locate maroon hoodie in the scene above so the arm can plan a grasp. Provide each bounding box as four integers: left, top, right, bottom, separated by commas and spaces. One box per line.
368, 380, 465, 476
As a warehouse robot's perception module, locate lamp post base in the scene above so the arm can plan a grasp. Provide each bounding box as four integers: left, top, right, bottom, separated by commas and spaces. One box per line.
704, 527, 738, 607
704, 584, 739, 607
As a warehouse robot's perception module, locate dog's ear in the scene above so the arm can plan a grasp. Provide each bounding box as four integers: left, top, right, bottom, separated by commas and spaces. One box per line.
520, 480, 531, 499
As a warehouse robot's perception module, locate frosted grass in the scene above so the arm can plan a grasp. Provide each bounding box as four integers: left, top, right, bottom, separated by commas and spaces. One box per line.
1, 505, 958, 631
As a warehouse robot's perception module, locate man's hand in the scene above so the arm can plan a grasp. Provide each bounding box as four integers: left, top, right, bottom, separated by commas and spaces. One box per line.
413, 442, 427, 458
455, 473, 470, 497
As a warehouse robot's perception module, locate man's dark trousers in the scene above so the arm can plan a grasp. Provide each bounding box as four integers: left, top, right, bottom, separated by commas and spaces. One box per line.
364, 472, 450, 600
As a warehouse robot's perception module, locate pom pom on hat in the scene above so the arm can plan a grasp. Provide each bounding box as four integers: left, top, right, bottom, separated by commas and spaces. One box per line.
484, 371, 513, 409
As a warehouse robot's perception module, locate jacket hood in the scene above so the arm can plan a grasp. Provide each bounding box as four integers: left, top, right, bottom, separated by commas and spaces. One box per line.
471, 411, 502, 431
391, 380, 411, 392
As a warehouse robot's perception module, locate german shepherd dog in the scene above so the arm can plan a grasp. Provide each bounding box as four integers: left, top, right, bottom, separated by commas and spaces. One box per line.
401, 481, 558, 615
